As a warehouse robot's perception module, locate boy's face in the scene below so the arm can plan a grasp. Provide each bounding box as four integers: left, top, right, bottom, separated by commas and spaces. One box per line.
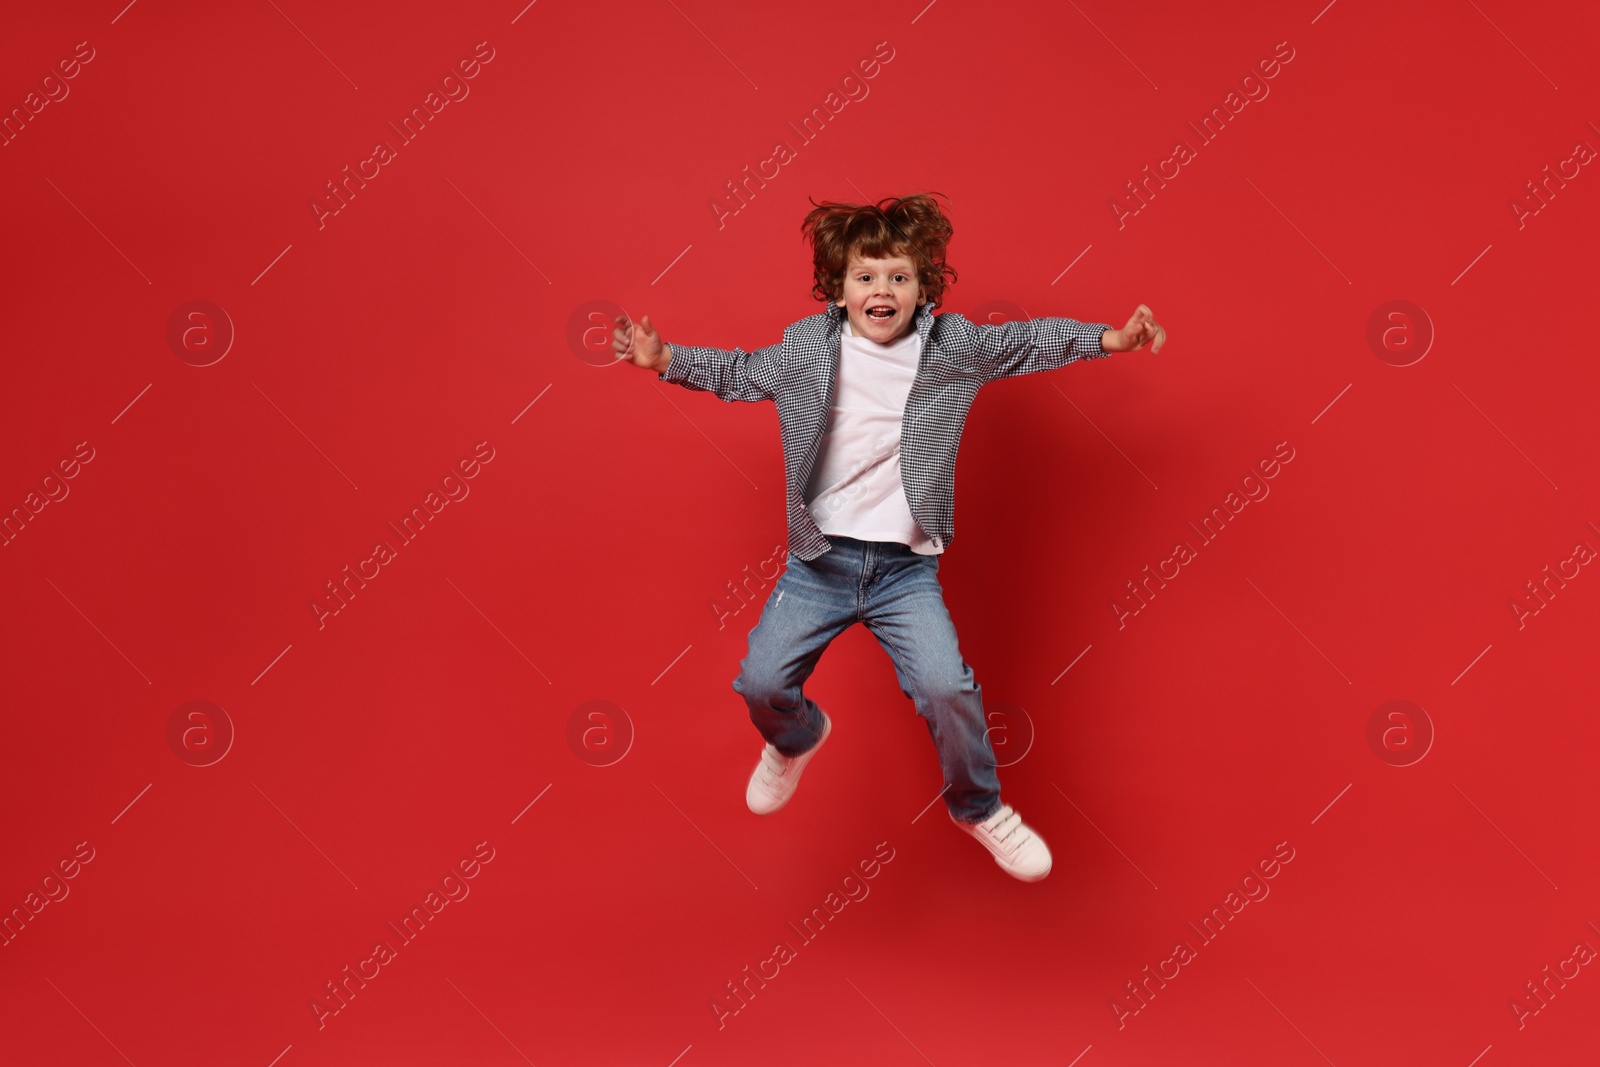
836, 252, 925, 344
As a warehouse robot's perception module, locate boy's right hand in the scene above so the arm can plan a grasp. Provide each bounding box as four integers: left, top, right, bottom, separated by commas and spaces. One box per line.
613, 314, 671, 374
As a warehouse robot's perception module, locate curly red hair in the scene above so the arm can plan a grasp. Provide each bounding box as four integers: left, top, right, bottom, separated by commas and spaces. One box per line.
800, 192, 958, 307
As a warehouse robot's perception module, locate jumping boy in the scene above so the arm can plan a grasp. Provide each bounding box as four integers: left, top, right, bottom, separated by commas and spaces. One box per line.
613, 192, 1166, 881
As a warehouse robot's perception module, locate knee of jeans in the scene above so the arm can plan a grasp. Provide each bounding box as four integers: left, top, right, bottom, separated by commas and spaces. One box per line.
733, 670, 787, 707
916, 665, 975, 706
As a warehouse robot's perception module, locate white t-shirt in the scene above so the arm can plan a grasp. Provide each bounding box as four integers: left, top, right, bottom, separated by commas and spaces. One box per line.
803, 316, 942, 556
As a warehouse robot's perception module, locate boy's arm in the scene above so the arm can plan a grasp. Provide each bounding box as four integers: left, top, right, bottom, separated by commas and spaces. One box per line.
656, 337, 783, 404
954, 314, 1116, 383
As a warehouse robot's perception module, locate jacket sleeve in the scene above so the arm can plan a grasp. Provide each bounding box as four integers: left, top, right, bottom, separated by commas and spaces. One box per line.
656, 335, 784, 403
945, 312, 1115, 382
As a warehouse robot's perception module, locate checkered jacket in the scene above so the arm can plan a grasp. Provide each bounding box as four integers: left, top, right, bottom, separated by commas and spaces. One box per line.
659, 300, 1115, 561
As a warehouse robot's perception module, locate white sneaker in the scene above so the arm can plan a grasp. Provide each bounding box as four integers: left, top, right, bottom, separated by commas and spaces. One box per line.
746, 712, 832, 815
950, 803, 1053, 881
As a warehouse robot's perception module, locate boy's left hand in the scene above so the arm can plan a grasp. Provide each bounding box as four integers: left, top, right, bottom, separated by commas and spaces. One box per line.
1104, 305, 1167, 353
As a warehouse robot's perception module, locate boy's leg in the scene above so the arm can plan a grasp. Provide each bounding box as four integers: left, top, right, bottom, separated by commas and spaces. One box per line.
732, 538, 866, 756
860, 546, 1003, 823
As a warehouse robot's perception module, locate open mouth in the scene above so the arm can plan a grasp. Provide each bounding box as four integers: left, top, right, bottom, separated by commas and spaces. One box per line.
866, 306, 895, 320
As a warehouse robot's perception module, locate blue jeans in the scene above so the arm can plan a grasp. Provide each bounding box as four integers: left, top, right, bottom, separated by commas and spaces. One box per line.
731, 534, 1003, 823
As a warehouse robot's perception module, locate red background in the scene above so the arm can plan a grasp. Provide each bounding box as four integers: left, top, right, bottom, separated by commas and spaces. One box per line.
3, 1, 1598, 1064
